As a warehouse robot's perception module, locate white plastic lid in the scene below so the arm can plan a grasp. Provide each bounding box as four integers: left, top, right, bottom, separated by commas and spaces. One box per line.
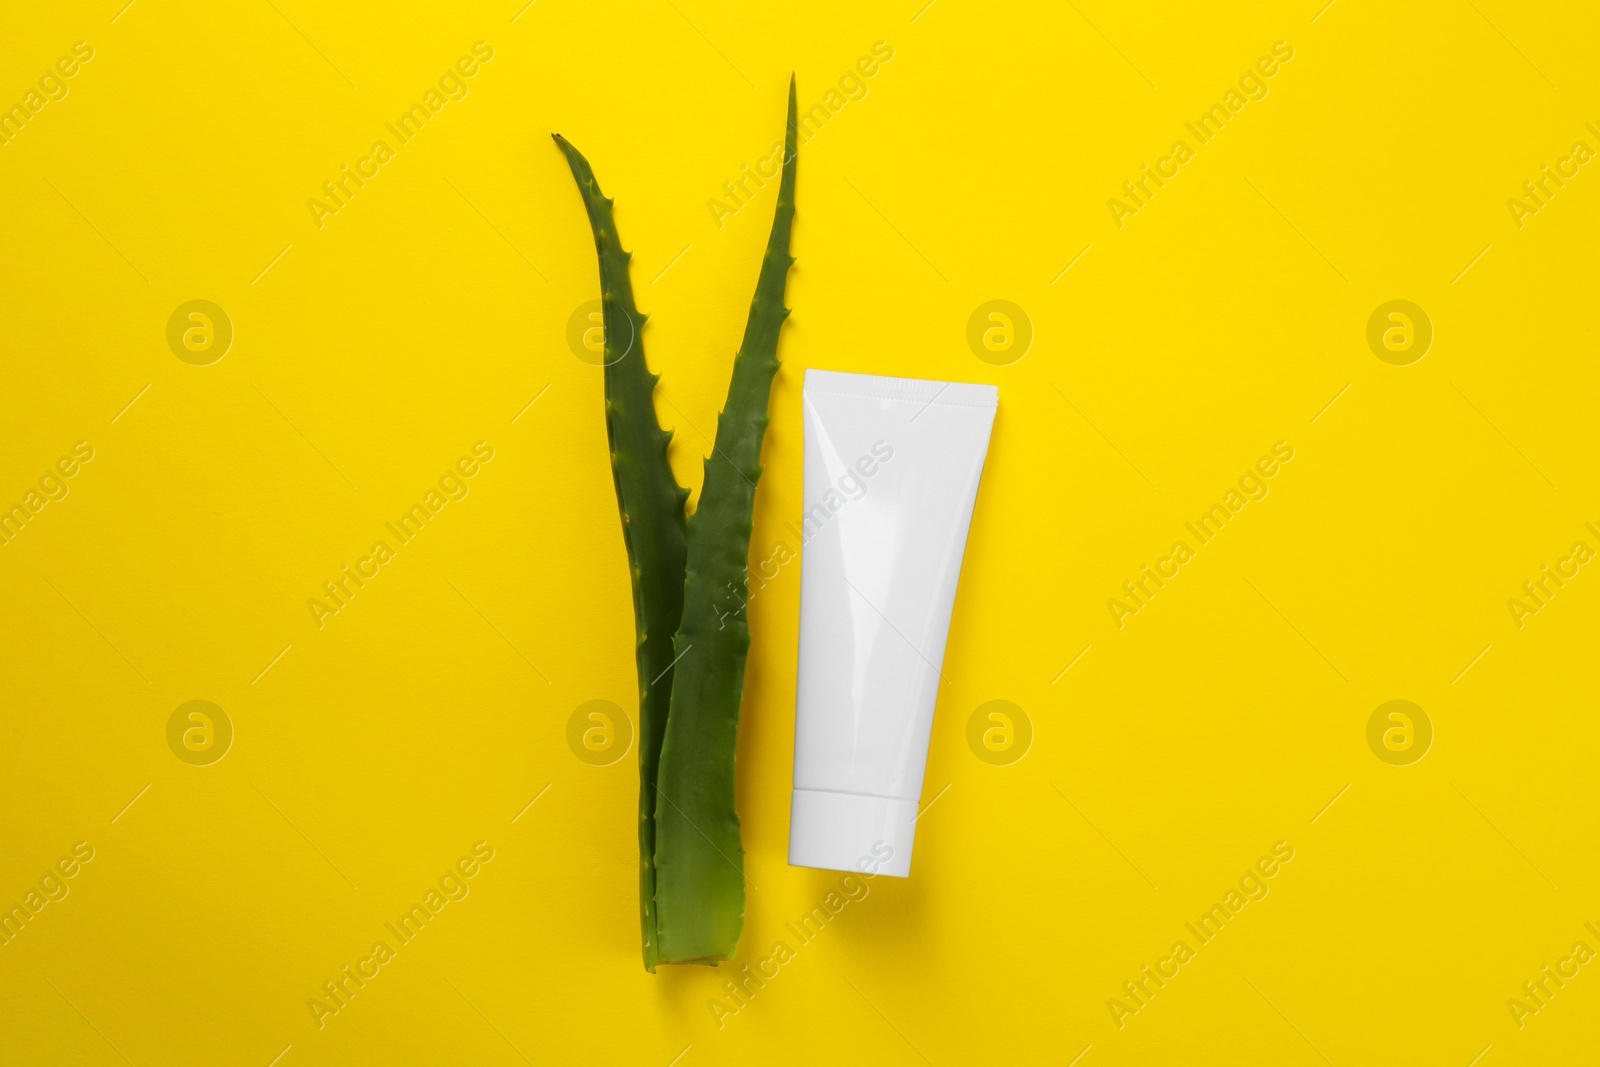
788, 789, 915, 878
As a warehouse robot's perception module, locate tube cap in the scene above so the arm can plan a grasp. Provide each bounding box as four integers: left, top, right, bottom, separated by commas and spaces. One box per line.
788, 789, 916, 878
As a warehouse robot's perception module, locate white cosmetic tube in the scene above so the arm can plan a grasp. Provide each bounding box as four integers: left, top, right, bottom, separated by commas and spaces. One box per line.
788, 369, 998, 878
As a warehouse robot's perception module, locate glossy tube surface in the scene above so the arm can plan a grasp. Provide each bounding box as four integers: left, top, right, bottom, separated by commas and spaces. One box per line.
788, 369, 998, 878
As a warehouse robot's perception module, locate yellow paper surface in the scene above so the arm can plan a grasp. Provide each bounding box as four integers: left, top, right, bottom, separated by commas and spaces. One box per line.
1, 2, 1596, 1064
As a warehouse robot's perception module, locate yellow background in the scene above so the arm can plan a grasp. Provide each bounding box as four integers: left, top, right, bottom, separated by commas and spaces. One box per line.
2, 0, 1597, 1063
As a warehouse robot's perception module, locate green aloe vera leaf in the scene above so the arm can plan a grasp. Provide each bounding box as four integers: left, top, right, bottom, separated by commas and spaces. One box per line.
653, 76, 798, 965
553, 134, 690, 973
